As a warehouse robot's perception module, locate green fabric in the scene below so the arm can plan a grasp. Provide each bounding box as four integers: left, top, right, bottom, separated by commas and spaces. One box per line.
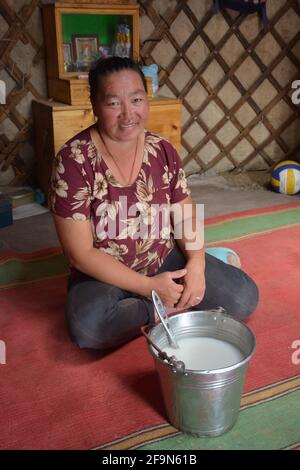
0, 253, 68, 286
137, 389, 300, 450
205, 207, 300, 244
1, 205, 300, 287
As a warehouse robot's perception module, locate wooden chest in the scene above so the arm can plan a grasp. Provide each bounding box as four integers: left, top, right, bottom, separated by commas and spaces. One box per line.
33, 97, 182, 194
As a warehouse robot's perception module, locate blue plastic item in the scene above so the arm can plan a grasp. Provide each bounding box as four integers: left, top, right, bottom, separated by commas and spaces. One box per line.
205, 247, 239, 264
141, 64, 159, 95
0, 197, 13, 228
35, 189, 45, 205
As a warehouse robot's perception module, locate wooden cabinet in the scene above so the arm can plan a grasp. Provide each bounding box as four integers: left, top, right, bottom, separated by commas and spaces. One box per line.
33, 97, 182, 195
42, 2, 140, 105
36, 2, 182, 196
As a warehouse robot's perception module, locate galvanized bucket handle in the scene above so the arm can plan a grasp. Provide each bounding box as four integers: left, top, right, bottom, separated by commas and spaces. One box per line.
140, 324, 185, 372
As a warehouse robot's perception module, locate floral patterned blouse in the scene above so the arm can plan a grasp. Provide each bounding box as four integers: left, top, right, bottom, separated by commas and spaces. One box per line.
50, 126, 190, 276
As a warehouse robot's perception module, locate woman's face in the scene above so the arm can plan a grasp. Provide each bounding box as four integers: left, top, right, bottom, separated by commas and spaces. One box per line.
93, 70, 149, 143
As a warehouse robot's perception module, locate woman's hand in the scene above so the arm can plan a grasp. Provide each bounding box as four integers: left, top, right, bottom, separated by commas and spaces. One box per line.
175, 258, 206, 310
150, 269, 187, 307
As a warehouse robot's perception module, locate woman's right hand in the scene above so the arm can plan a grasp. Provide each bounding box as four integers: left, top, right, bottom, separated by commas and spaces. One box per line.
149, 269, 187, 307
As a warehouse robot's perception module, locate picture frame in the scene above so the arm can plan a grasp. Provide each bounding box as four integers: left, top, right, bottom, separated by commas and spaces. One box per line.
63, 42, 73, 70
98, 44, 111, 58
72, 34, 99, 68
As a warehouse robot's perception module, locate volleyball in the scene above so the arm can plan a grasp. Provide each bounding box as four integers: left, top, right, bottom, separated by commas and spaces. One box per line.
271, 160, 300, 195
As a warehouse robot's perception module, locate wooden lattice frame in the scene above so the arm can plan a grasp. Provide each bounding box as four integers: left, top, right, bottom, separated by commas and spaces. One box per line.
1, 0, 300, 185
139, 0, 300, 173
0, 0, 46, 185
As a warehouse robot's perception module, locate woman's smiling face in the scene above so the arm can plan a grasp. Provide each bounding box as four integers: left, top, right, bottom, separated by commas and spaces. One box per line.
93, 70, 149, 143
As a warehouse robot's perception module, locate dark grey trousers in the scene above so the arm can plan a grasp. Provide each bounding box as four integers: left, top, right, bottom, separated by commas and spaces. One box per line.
66, 245, 259, 350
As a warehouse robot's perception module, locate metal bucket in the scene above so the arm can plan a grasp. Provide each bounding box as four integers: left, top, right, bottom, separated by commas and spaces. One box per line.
142, 309, 255, 437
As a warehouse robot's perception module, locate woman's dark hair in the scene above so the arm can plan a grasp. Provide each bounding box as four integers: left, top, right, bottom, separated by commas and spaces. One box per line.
89, 57, 147, 103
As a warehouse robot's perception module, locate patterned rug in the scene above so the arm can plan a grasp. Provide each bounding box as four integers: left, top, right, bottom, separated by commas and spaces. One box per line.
0, 202, 300, 450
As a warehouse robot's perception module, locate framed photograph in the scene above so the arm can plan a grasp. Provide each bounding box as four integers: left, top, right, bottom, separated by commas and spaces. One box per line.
72, 34, 99, 67
63, 43, 73, 67
99, 44, 111, 58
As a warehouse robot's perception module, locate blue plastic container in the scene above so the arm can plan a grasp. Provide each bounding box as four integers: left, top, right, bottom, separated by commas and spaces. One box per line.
0, 198, 13, 228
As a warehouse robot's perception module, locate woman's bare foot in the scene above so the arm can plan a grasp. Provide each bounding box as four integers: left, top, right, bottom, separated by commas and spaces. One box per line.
227, 253, 241, 269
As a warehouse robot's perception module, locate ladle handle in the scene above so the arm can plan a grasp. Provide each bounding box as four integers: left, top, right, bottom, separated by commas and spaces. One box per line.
152, 290, 168, 323
151, 290, 179, 349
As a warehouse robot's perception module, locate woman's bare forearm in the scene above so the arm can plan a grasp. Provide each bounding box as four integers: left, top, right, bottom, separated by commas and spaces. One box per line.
52, 215, 152, 297
70, 247, 152, 297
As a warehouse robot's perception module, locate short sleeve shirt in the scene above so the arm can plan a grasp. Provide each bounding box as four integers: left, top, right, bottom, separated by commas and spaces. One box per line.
50, 126, 191, 276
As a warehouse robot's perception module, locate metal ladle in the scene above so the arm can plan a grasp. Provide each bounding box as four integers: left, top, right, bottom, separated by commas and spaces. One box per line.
151, 290, 179, 349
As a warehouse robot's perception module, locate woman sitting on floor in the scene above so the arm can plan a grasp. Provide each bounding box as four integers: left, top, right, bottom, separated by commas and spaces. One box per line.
49, 57, 259, 350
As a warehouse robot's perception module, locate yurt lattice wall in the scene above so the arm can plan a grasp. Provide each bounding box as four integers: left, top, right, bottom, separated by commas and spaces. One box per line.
0, 0, 47, 186
139, 0, 300, 175
0, 0, 300, 186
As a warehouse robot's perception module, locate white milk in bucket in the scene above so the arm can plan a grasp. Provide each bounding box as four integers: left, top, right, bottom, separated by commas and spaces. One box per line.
146, 310, 256, 437
163, 337, 243, 371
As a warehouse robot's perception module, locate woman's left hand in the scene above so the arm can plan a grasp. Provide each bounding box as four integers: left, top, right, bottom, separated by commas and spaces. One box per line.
175, 257, 206, 310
